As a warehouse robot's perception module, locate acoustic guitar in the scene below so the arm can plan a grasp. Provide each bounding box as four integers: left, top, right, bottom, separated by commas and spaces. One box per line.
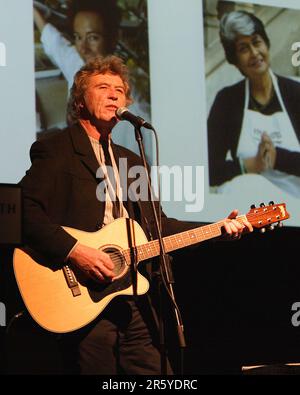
13, 202, 289, 333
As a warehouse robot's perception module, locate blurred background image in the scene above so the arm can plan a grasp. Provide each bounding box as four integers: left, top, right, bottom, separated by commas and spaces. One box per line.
33, 0, 151, 148
204, 1, 300, 205
204, 0, 300, 114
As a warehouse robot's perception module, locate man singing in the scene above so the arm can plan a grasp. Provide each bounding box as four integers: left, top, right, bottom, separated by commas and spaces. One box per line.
20, 55, 252, 374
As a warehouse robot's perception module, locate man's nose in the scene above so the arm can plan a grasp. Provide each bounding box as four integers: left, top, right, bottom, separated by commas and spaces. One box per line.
107, 88, 118, 100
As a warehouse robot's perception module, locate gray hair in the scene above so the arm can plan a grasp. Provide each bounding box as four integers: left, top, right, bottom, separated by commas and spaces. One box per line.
220, 11, 255, 41
219, 11, 270, 64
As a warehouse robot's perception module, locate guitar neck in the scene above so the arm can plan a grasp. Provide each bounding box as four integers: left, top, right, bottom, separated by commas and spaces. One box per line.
126, 215, 248, 262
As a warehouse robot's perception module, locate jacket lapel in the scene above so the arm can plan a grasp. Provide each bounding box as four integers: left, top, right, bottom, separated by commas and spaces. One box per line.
69, 123, 102, 179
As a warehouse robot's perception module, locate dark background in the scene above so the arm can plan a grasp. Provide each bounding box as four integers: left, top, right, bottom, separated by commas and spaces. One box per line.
1, 223, 300, 375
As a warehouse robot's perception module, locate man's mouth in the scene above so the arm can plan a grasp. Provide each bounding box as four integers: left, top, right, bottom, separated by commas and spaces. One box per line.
106, 105, 118, 111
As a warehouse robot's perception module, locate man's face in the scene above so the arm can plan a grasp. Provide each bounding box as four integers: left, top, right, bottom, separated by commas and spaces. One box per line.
73, 11, 107, 62
83, 72, 127, 127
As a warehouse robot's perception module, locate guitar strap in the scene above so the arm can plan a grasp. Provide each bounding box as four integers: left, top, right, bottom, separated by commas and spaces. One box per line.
101, 139, 121, 219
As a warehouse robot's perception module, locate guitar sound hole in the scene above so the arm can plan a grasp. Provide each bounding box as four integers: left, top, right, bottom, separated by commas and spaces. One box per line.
102, 247, 127, 280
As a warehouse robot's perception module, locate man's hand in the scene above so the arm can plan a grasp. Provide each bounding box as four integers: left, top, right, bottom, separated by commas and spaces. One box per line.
222, 209, 253, 240
68, 243, 115, 283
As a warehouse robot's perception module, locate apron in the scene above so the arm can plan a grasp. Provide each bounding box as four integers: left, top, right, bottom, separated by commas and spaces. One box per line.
236, 70, 300, 198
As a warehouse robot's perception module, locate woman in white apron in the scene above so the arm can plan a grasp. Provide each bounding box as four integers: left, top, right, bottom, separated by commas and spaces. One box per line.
208, 11, 300, 199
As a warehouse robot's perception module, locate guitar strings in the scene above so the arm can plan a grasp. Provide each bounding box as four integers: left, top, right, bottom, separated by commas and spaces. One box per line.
106, 209, 284, 265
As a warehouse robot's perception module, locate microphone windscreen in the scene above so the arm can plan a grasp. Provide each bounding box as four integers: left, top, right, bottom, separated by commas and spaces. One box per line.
115, 107, 128, 120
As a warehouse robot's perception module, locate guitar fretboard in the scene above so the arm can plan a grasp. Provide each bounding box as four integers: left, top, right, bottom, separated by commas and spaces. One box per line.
123, 215, 248, 262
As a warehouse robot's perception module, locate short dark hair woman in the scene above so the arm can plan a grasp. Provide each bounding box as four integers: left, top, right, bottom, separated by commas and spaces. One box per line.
208, 11, 300, 198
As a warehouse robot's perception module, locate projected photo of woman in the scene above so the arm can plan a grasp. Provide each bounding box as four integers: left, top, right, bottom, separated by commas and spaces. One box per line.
207, 9, 300, 198
33, 0, 151, 157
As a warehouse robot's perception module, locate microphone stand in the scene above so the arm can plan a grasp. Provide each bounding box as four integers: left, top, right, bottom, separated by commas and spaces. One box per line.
133, 125, 186, 375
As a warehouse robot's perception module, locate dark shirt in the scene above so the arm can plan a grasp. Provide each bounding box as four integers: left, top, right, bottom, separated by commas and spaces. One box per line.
249, 90, 282, 115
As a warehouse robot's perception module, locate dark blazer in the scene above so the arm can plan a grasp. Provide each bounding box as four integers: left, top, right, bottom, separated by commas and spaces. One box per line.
208, 75, 300, 186
20, 123, 200, 262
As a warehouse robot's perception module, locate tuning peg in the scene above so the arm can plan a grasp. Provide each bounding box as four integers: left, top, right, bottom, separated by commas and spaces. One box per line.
269, 225, 275, 231
250, 204, 256, 209
260, 203, 265, 207
260, 227, 266, 233
269, 201, 274, 205
277, 222, 283, 228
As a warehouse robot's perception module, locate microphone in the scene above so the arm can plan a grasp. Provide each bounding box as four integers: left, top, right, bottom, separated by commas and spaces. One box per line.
115, 107, 153, 129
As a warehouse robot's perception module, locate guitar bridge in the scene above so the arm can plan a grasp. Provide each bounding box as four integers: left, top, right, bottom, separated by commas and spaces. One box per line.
63, 265, 81, 297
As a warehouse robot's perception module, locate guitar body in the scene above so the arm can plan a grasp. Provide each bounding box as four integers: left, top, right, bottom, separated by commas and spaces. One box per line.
13, 218, 149, 333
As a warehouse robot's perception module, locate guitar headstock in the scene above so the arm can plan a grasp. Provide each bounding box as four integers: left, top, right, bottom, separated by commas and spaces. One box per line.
246, 201, 290, 232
